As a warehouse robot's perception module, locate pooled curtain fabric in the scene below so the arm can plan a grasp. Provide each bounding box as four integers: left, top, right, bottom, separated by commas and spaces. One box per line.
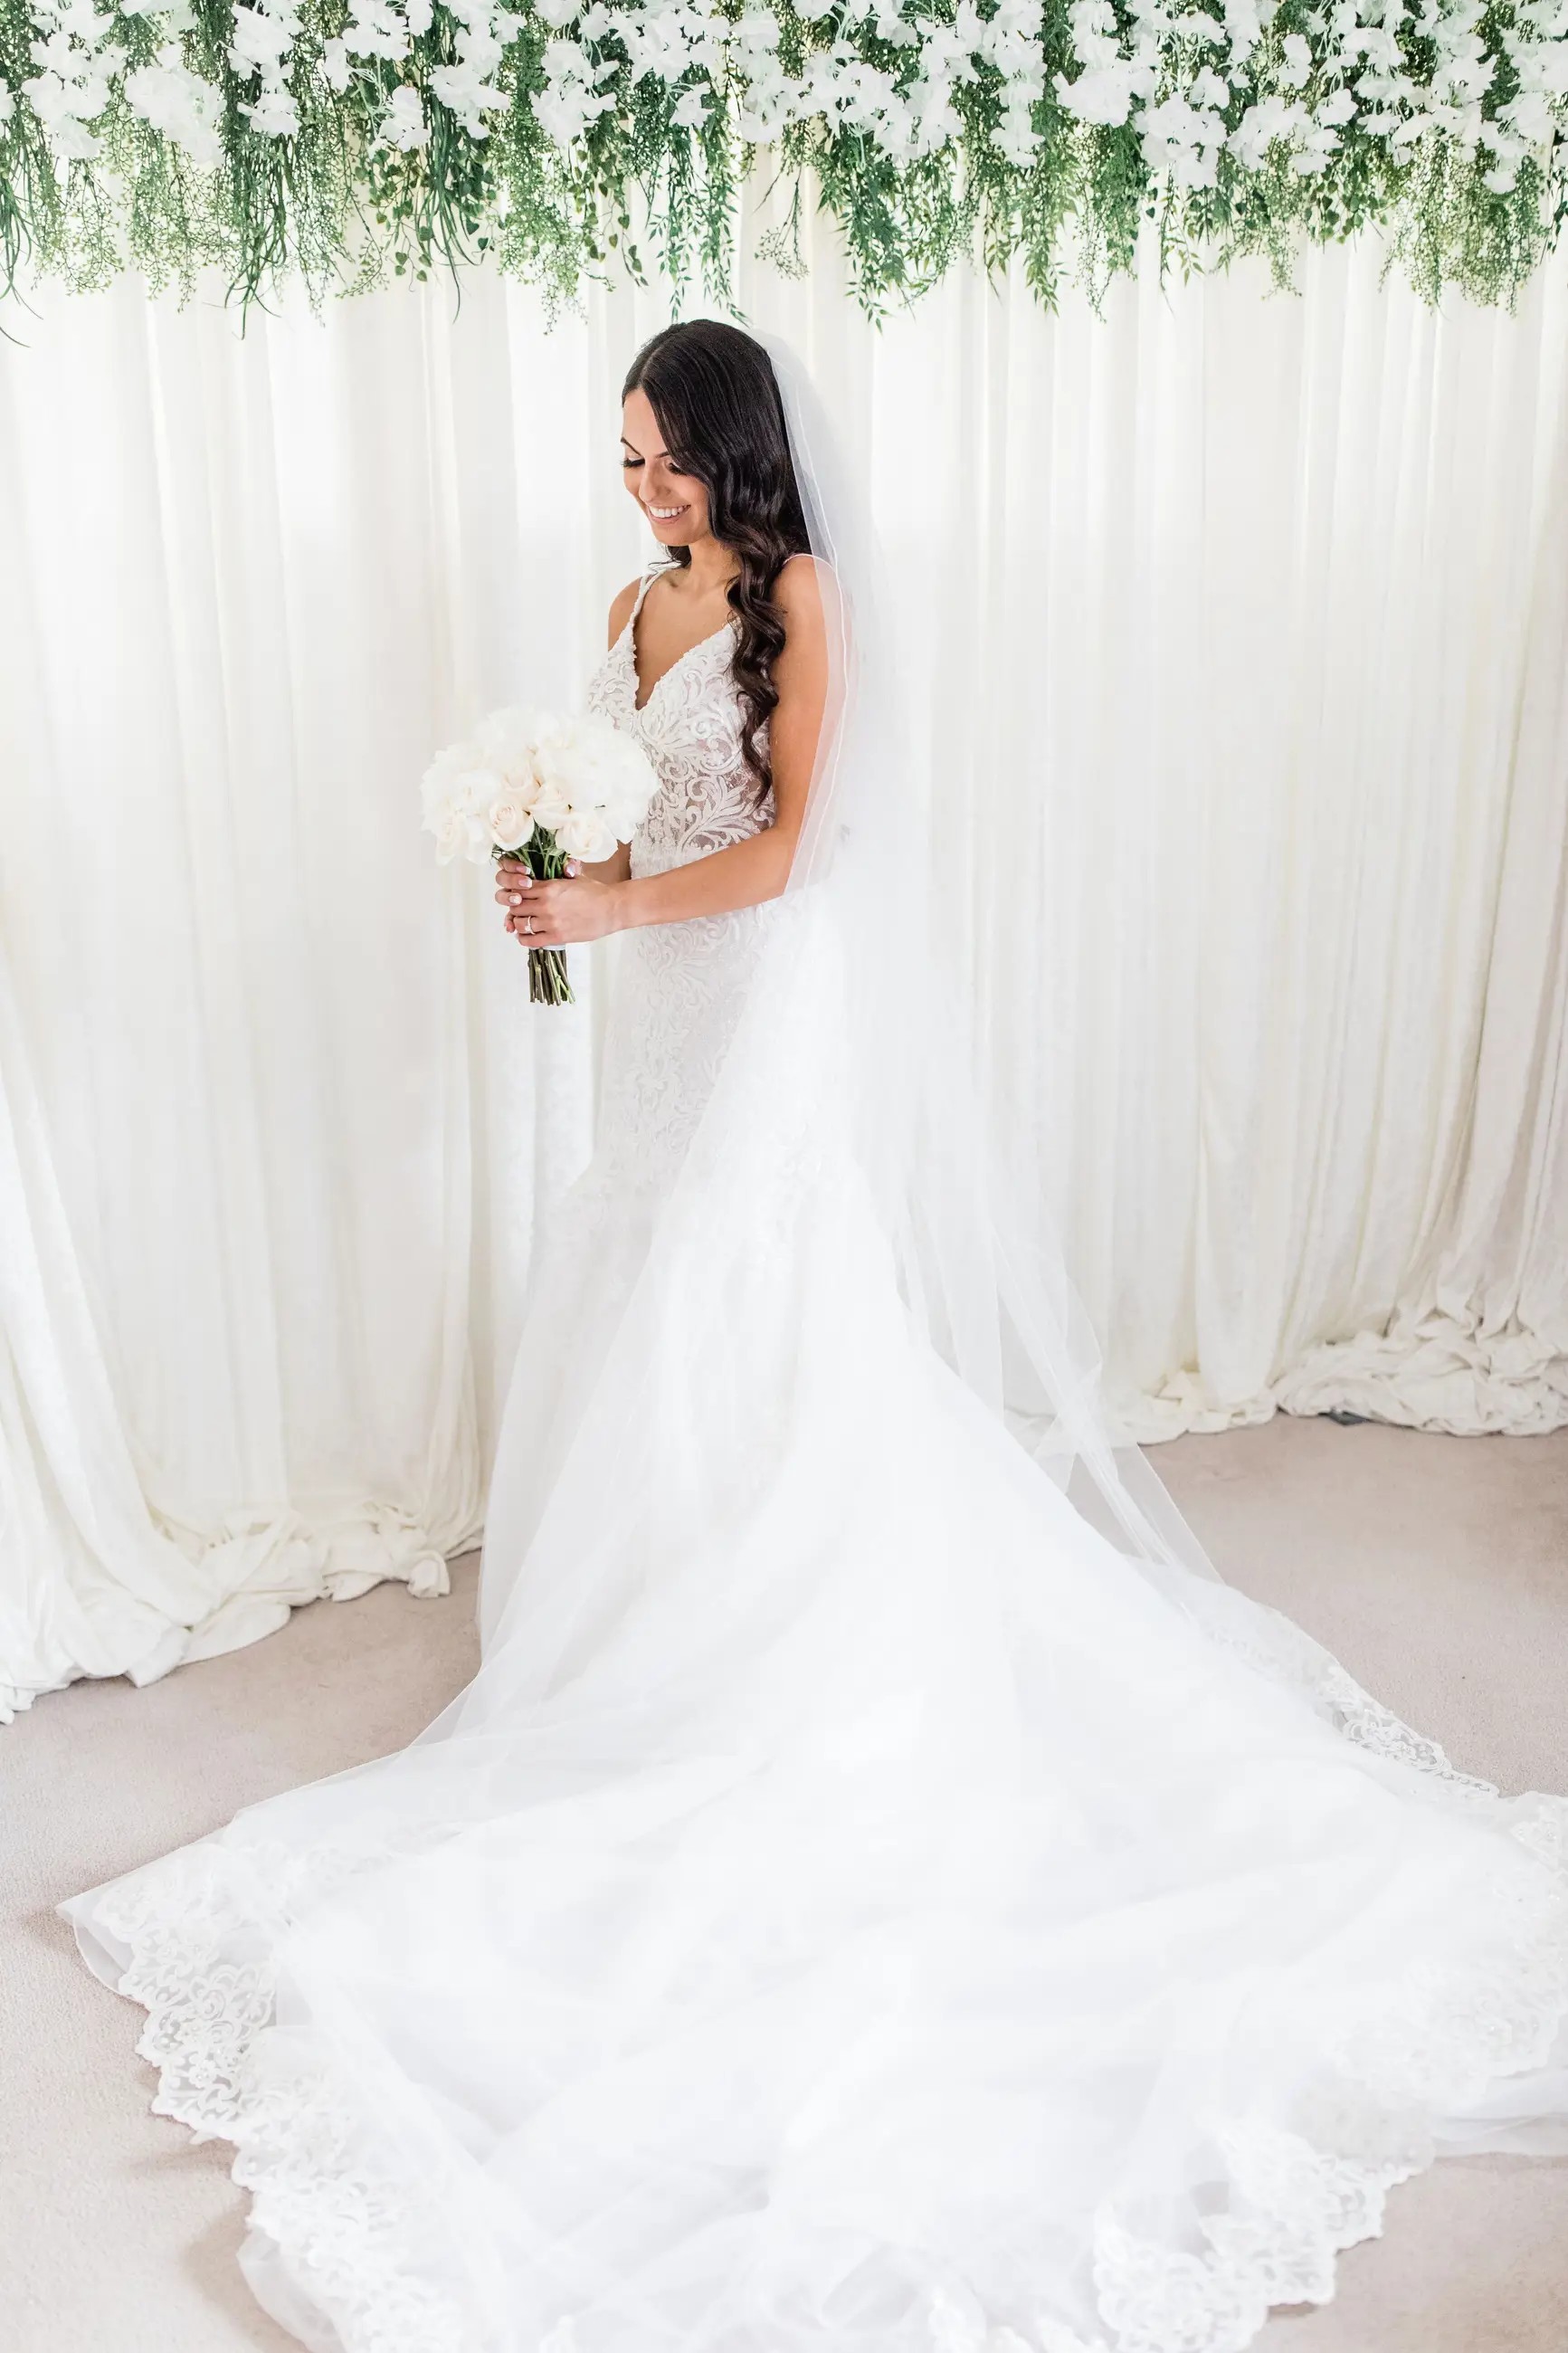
2, 233, 1565, 1715
0, 279, 601, 1716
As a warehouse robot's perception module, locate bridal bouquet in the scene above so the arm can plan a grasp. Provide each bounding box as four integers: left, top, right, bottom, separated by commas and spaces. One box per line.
422, 708, 657, 1005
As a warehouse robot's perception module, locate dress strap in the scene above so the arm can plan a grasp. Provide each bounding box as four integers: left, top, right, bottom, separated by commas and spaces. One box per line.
630, 564, 673, 623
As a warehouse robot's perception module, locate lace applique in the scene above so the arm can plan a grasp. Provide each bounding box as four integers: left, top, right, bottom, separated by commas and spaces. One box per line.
580, 578, 782, 1196
585, 578, 774, 885
71, 1605, 1568, 2353
85, 1834, 477, 2353
1173, 1578, 1501, 1805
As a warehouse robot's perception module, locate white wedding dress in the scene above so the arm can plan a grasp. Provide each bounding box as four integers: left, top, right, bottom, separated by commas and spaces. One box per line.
64, 567, 1568, 2353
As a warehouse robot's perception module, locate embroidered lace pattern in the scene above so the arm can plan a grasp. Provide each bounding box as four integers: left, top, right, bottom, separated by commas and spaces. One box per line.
580, 571, 781, 1199
77, 1693, 1568, 2353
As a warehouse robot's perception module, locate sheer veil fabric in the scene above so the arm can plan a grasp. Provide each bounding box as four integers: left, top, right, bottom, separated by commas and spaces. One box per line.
63, 332, 1568, 2353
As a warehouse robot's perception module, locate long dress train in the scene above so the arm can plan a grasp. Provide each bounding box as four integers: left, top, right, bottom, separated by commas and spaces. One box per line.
63, 570, 1568, 2353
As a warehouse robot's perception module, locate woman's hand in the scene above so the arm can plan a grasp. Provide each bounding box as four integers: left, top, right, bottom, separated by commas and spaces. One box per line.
494, 859, 626, 948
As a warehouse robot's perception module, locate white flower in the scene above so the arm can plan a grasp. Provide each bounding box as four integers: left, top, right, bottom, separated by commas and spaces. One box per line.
344, 0, 413, 62
1230, 92, 1305, 166
1278, 32, 1313, 86
672, 81, 709, 127
380, 81, 429, 147
527, 778, 575, 833
430, 55, 505, 132
1139, 92, 1228, 186
476, 705, 547, 787
556, 811, 618, 861
428, 808, 473, 863
241, 84, 300, 135
487, 793, 536, 852
320, 37, 353, 90
1056, 60, 1142, 125
534, 79, 614, 138
529, 710, 660, 841
229, 5, 296, 74
125, 46, 224, 165
49, 110, 102, 157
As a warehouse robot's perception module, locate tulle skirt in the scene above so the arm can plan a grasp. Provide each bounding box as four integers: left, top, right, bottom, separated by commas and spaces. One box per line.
64, 919, 1568, 2353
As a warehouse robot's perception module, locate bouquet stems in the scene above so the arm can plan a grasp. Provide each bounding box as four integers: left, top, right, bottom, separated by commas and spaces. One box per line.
496, 835, 575, 1006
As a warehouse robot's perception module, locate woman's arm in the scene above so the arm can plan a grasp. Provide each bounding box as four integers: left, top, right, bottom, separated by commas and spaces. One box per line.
497, 557, 829, 947
568, 581, 642, 891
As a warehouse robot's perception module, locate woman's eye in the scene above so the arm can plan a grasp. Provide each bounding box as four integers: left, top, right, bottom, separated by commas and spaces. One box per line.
621, 456, 641, 470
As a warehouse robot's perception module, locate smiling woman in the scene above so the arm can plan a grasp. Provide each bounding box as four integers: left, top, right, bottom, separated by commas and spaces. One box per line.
491, 320, 828, 949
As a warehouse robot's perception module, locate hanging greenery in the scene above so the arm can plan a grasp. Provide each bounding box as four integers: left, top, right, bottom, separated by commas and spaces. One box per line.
0, 0, 1564, 313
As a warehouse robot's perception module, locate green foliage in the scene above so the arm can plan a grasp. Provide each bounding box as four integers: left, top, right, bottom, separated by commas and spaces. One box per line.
0, 0, 1564, 316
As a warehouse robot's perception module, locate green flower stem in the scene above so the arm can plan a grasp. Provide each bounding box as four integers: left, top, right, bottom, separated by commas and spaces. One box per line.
495, 830, 574, 1008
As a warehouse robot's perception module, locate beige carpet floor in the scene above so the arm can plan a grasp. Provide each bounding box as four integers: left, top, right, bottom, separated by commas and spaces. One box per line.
5, 1416, 1567, 2353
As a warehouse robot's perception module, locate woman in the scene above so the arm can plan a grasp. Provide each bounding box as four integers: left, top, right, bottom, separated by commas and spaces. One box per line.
65, 321, 1568, 2353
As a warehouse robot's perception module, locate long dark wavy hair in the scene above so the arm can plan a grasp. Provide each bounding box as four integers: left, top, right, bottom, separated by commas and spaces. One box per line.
622, 321, 812, 799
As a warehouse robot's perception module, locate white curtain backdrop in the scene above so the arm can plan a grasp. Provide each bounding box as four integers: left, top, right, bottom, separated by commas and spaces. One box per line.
2, 219, 1565, 1717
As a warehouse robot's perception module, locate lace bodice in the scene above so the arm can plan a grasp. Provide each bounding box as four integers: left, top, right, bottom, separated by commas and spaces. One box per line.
585, 568, 775, 877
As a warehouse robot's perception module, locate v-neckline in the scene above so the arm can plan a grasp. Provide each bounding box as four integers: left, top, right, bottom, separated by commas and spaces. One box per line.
627, 590, 735, 715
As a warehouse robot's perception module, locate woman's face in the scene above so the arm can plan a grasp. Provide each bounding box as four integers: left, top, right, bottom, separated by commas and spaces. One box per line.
621, 388, 712, 550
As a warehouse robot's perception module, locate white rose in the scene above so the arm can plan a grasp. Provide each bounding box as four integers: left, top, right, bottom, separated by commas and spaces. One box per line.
477, 705, 547, 792
451, 763, 508, 817
488, 794, 535, 853
425, 805, 474, 864
556, 812, 617, 862
528, 779, 575, 833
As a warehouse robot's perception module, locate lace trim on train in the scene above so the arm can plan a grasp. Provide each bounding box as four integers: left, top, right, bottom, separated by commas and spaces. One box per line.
87, 1834, 480, 2353
82, 1721, 1568, 2353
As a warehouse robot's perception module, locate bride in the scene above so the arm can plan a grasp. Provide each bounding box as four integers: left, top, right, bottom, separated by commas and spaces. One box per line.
65, 320, 1568, 2353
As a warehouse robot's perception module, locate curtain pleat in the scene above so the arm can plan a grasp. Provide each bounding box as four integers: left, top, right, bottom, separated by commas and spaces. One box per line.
1, 238, 1564, 1713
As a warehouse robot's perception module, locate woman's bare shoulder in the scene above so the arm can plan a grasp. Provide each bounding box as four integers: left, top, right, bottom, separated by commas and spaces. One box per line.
774, 551, 827, 607
774, 552, 836, 647
606, 576, 641, 648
